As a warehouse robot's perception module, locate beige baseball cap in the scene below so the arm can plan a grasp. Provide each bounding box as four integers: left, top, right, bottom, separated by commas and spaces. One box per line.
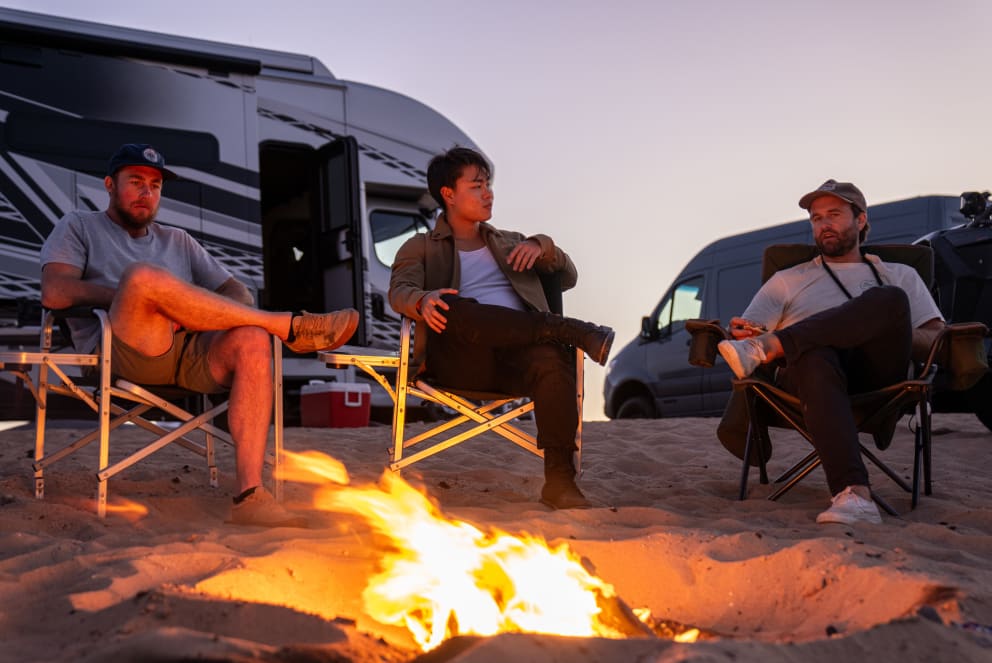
798, 179, 867, 211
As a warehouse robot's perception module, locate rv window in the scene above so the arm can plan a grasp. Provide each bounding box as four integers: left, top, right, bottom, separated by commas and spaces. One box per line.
370, 210, 429, 267
655, 276, 704, 335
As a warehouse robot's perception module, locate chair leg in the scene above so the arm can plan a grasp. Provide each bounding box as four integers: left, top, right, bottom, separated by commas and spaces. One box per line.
272, 337, 284, 502
768, 456, 821, 501
921, 400, 933, 497
33, 360, 48, 500
739, 422, 754, 501
912, 398, 934, 507
860, 443, 912, 493
870, 489, 899, 517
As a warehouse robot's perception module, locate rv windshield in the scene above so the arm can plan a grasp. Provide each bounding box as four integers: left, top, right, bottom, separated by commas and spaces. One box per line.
370, 210, 430, 267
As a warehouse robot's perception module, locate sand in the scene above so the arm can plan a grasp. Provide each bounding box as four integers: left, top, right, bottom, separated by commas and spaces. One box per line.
1, 413, 991, 662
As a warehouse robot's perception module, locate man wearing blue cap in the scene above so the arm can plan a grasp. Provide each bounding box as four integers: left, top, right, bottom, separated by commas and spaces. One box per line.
40, 143, 359, 527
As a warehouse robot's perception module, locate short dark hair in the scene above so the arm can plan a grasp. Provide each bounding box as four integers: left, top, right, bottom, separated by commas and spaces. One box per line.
427, 147, 492, 213
851, 204, 870, 243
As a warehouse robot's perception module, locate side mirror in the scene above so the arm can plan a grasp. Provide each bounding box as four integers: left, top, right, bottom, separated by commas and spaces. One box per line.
640, 316, 656, 340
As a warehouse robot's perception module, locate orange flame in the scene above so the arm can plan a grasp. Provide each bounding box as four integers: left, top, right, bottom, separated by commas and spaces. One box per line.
282, 451, 640, 651
104, 497, 149, 521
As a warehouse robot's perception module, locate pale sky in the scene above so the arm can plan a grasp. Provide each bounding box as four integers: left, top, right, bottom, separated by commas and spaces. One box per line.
9, 0, 992, 419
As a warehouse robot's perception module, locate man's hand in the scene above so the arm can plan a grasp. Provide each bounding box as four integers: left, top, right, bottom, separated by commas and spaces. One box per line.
419, 288, 458, 333
729, 316, 766, 339
506, 239, 542, 272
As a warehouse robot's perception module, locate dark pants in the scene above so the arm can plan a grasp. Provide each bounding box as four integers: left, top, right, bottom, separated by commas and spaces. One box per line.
775, 286, 912, 494
424, 296, 578, 452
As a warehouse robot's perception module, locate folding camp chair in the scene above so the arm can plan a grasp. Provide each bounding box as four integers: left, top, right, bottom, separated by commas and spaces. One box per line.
0, 307, 284, 517
688, 244, 988, 513
319, 275, 583, 472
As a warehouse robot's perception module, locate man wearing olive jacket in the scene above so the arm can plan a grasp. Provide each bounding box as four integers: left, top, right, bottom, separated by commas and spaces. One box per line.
389, 147, 614, 509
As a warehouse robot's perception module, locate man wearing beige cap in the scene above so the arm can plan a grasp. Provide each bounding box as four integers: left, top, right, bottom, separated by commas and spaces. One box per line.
717, 179, 944, 525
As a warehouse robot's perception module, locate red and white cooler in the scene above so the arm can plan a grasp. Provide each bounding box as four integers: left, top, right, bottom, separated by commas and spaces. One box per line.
300, 381, 371, 428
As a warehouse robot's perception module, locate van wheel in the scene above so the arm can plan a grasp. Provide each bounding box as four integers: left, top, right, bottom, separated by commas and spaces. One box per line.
976, 409, 992, 433
966, 374, 992, 433
616, 395, 655, 419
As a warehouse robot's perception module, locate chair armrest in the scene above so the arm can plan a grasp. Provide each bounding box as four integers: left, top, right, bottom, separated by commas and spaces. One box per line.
921, 321, 990, 390
686, 319, 730, 368
41, 306, 108, 353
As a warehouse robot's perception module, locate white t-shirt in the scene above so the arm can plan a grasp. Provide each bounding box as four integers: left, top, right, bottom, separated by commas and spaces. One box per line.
743, 254, 943, 331
458, 246, 525, 311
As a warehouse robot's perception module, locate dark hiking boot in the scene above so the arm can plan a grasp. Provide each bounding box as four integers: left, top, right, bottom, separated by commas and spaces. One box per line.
541, 476, 591, 510
540, 447, 591, 509
537, 314, 615, 366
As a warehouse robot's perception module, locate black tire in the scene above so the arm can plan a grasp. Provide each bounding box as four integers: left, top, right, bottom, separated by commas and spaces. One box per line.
615, 395, 656, 419
976, 408, 992, 433
965, 373, 992, 433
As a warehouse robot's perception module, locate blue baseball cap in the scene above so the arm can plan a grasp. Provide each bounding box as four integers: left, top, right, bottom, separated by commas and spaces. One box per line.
106, 143, 178, 180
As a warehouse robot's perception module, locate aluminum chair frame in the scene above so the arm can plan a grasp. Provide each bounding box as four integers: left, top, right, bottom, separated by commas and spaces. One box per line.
0, 308, 284, 517
321, 316, 584, 472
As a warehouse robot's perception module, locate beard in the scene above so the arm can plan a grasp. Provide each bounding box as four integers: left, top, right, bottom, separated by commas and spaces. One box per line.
109, 194, 158, 232
815, 225, 859, 258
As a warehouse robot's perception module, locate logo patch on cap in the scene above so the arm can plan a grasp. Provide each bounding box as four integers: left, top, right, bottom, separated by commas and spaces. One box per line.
142, 147, 160, 163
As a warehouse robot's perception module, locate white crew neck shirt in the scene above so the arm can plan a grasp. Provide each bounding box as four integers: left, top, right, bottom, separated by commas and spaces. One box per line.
458, 246, 525, 311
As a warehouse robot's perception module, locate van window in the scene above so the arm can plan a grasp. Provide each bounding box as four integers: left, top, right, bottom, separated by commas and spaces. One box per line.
654, 276, 704, 335
370, 210, 429, 267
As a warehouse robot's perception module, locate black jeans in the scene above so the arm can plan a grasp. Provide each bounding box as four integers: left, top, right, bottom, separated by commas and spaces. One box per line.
424, 296, 578, 452
775, 286, 912, 495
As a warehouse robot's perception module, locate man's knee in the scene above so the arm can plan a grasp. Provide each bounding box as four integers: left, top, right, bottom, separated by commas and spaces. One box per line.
863, 285, 910, 315
119, 262, 170, 293
215, 327, 273, 372
232, 326, 273, 356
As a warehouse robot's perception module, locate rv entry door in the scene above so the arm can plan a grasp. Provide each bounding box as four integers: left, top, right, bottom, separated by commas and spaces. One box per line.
317, 136, 365, 345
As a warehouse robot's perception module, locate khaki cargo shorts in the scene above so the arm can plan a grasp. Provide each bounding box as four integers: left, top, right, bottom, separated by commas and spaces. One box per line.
111, 330, 226, 394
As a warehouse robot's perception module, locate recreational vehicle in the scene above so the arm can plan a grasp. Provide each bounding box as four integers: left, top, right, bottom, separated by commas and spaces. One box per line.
0, 8, 476, 419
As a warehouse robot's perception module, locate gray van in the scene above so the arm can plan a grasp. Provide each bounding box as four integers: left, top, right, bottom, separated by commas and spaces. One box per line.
603, 195, 965, 420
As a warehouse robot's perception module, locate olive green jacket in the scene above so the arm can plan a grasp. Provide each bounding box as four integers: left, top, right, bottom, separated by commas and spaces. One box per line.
388, 214, 578, 365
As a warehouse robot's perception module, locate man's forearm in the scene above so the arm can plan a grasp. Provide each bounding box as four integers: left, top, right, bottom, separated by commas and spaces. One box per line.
41, 275, 115, 310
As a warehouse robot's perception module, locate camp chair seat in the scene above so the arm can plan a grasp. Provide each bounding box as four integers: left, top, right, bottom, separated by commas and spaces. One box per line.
733, 366, 935, 515
321, 317, 584, 472
1, 307, 284, 517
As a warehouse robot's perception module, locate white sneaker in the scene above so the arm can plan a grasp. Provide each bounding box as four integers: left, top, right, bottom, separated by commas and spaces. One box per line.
816, 486, 882, 525
718, 338, 766, 379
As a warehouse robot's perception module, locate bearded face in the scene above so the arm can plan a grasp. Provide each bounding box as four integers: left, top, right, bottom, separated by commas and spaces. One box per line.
809, 196, 864, 259
105, 166, 162, 234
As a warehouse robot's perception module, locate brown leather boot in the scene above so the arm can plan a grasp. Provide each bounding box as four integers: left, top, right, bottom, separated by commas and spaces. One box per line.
536, 313, 615, 366
540, 447, 591, 509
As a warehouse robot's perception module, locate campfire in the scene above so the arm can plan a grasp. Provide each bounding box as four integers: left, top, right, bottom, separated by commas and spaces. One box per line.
279, 450, 701, 651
